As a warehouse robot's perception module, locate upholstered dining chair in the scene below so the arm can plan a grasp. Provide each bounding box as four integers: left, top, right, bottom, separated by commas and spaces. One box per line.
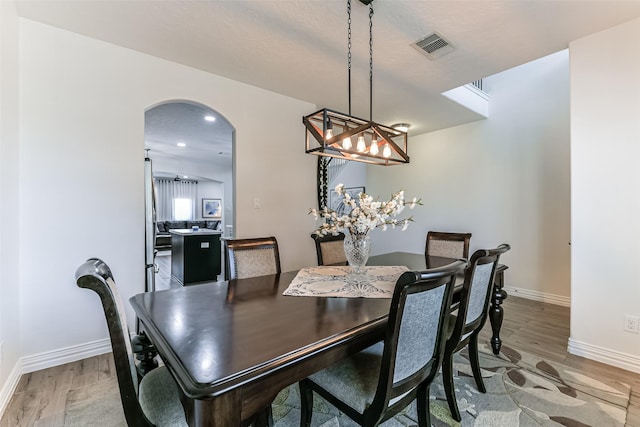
311, 232, 347, 266
75, 258, 188, 427
298, 260, 467, 427
224, 236, 281, 280
442, 244, 510, 421
425, 231, 472, 260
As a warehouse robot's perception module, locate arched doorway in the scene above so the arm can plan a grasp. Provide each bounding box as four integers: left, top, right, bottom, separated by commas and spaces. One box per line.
144, 101, 235, 289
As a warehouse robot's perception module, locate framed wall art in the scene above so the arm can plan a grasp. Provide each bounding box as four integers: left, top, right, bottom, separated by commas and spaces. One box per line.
202, 198, 222, 219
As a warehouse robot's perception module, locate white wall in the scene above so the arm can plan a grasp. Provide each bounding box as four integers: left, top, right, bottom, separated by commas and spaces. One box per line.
18, 18, 317, 365
569, 18, 640, 371
0, 0, 21, 404
367, 50, 571, 305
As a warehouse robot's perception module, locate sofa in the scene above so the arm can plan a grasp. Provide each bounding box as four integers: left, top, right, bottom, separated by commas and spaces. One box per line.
155, 220, 221, 250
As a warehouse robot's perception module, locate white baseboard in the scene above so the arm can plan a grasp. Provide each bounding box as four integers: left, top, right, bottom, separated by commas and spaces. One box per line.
503, 285, 571, 307
568, 338, 640, 374
21, 337, 112, 374
0, 338, 112, 420
0, 361, 22, 418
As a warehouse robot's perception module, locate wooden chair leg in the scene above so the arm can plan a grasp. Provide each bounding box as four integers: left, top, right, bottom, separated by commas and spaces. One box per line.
469, 335, 486, 393
442, 349, 461, 422
299, 380, 313, 427
416, 383, 431, 427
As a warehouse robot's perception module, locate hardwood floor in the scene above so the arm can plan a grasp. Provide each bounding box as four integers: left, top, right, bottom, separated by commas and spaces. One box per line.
477, 297, 640, 426
2, 296, 639, 426
0, 353, 115, 427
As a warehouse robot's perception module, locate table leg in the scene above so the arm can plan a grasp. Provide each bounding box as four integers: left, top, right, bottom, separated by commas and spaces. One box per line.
250, 406, 274, 427
182, 390, 242, 427
489, 270, 508, 355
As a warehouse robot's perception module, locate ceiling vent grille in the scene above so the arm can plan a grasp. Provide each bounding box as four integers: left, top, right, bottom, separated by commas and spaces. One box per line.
412, 32, 454, 60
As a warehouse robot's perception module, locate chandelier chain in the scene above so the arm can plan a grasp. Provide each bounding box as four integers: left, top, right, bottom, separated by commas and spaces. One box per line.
369, 3, 374, 121
347, 0, 352, 115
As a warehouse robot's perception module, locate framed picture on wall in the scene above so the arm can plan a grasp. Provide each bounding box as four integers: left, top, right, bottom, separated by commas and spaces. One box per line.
329, 187, 364, 216
202, 198, 222, 219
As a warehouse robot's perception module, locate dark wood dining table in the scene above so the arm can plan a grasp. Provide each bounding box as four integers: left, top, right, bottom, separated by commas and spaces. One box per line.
130, 252, 508, 427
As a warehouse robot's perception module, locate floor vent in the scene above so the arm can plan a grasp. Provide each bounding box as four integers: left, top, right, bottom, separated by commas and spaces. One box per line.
412, 32, 454, 60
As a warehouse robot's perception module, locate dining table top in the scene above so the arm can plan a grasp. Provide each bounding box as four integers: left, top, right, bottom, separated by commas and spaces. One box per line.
130, 276, 382, 401
129, 252, 504, 425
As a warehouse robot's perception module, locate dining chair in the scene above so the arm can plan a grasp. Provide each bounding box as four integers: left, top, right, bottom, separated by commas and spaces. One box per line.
224, 236, 281, 280
442, 244, 511, 421
310, 232, 347, 265
298, 260, 467, 427
425, 231, 472, 259
75, 258, 188, 427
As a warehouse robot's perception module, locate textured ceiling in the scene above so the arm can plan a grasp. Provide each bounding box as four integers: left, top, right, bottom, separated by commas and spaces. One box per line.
16, 0, 640, 170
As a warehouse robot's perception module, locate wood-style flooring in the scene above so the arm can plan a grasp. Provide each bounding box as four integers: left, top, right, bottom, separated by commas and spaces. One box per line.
2, 294, 639, 426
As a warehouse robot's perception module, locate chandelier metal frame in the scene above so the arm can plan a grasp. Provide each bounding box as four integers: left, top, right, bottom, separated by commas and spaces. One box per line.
303, 0, 409, 166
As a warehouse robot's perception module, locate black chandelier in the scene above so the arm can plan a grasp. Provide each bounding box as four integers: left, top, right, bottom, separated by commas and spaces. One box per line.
303, 0, 409, 166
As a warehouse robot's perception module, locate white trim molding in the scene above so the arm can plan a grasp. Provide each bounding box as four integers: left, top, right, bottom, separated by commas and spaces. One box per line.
0, 361, 22, 418
0, 337, 112, 419
21, 337, 112, 374
568, 338, 640, 374
504, 285, 571, 307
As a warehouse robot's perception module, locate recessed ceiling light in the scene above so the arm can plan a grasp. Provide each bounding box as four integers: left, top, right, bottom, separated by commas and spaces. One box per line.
182, 175, 188, 179
204, 115, 216, 122
177, 142, 186, 147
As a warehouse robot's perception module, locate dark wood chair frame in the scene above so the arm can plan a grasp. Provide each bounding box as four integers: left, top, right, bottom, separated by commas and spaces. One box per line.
299, 260, 467, 427
224, 236, 282, 280
310, 232, 347, 266
442, 244, 511, 421
425, 231, 472, 260
75, 258, 163, 427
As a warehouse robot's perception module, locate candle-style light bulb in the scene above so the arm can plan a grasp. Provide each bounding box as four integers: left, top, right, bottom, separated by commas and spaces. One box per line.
383, 143, 392, 158
325, 128, 333, 140
369, 136, 379, 155
325, 118, 333, 140
356, 135, 366, 152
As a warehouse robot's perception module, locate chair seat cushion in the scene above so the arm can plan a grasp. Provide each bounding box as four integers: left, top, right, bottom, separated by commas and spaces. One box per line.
139, 366, 188, 427
308, 341, 383, 412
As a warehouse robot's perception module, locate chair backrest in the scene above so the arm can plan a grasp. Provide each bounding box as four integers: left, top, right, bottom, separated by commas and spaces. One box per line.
366, 260, 467, 422
311, 232, 347, 266
224, 236, 281, 280
425, 231, 472, 259
75, 258, 154, 427
450, 244, 510, 348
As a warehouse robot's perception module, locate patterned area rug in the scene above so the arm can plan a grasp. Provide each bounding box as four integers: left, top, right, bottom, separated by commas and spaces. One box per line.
273, 344, 630, 427
63, 344, 630, 426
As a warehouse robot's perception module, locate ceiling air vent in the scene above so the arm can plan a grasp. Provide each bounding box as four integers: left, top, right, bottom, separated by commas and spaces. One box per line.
412, 32, 454, 60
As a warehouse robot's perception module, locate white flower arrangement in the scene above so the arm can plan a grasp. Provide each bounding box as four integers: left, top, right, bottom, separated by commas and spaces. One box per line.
310, 184, 421, 236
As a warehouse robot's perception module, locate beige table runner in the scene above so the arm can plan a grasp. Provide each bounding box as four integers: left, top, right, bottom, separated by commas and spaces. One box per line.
282, 265, 409, 298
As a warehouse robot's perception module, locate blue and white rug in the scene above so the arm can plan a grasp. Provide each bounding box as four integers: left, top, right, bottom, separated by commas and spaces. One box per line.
272, 344, 630, 427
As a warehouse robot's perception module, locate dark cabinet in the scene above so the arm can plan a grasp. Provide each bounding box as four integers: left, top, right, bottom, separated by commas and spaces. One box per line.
170, 229, 222, 284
